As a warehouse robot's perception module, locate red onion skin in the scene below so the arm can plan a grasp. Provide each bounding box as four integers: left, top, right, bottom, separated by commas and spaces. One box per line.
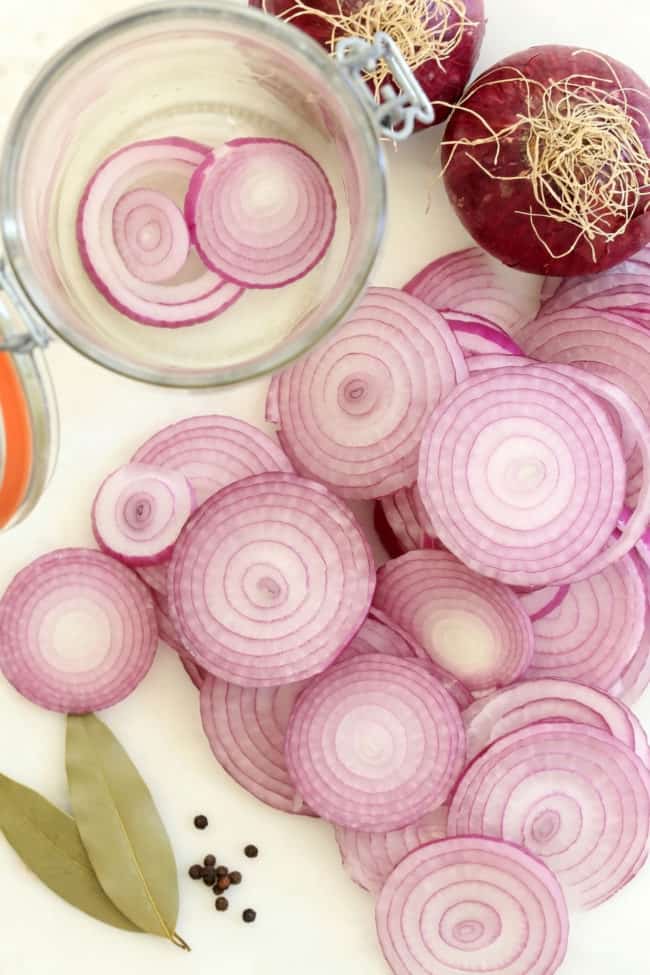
250, 0, 485, 126
443, 46, 650, 276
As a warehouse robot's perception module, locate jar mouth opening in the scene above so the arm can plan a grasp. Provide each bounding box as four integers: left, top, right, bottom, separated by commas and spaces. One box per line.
0, 2, 387, 389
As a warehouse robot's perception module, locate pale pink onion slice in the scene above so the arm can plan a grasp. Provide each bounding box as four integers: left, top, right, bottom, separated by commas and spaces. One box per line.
335, 806, 448, 894
77, 137, 243, 326
374, 550, 534, 692
463, 678, 649, 764
267, 288, 467, 499
185, 137, 336, 288
418, 363, 627, 586
132, 413, 293, 506
443, 310, 523, 356
404, 247, 538, 331
376, 836, 569, 975
0, 549, 157, 713
92, 463, 196, 566
284, 654, 466, 830
169, 473, 375, 686
112, 188, 190, 283
337, 615, 421, 664
448, 722, 650, 909
521, 554, 645, 689
200, 674, 312, 814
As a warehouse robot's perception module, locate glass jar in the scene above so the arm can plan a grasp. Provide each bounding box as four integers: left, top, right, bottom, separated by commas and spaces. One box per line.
0, 0, 396, 529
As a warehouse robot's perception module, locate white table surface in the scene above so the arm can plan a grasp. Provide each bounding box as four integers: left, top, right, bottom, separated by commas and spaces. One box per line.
2, 1, 650, 972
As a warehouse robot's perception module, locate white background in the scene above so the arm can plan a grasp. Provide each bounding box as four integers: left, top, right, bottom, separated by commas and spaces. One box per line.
1, 1, 650, 973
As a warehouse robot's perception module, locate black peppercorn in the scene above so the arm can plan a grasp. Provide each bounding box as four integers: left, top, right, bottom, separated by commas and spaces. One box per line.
194, 815, 208, 829
204, 854, 217, 867
188, 864, 203, 880
216, 875, 231, 892
242, 909, 257, 923
244, 844, 258, 858
215, 865, 229, 878
215, 897, 229, 912
203, 867, 217, 886
229, 870, 242, 885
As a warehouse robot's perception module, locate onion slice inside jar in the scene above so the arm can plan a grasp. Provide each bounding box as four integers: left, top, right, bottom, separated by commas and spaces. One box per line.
267, 287, 467, 499
0, 548, 157, 713
284, 654, 466, 831
92, 463, 196, 566
184, 137, 336, 288
375, 836, 569, 975
448, 722, 650, 909
169, 472, 375, 687
374, 550, 534, 692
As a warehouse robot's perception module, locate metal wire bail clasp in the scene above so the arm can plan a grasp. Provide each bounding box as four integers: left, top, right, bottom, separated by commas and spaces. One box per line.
335, 31, 435, 141
0, 257, 50, 354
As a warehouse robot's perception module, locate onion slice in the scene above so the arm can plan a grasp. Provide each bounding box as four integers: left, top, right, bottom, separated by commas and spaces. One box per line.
200, 674, 312, 814
463, 678, 649, 765
443, 310, 524, 357
521, 554, 645, 689
418, 363, 627, 586
185, 138, 336, 288
285, 654, 466, 830
374, 550, 534, 692
376, 484, 437, 555
0, 549, 157, 713
169, 472, 374, 686
403, 247, 539, 331
448, 722, 650, 909
267, 287, 467, 499
112, 188, 190, 283
92, 463, 196, 566
153, 590, 204, 689
375, 836, 569, 975
77, 137, 243, 326
335, 806, 448, 895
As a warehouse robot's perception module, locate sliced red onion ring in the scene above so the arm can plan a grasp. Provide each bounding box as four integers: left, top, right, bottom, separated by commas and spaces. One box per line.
285, 654, 465, 831
418, 363, 627, 587
463, 678, 649, 765
92, 463, 196, 566
0, 549, 157, 713
448, 722, 650, 909
466, 353, 533, 374
521, 555, 645, 689
113, 188, 190, 283
376, 836, 569, 975
200, 674, 312, 815
610, 555, 650, 705
136, 561, 169, 597
443, 310, 523, 357
518, 585, 569, 622
335, 806, 448, 894
77, 138, 243, 326
536, 272, 650, 320
404, 247, 538, 332
374, 550, 534, 692
132, 414, 293, 506
185, 137, 336, 288
152, 590, 205, 689
267, 288, 467, 499
337, 615, 420, 664
169, 473, 374, 686
377, 485, 437, 555
368, 608, 473, 711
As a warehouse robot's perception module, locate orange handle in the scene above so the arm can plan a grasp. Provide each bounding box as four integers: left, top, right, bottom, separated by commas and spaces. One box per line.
0, 350, 33, 528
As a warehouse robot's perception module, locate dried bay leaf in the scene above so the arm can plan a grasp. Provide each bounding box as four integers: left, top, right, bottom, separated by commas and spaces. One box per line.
0, 773, 138, 931
65, 714, 188, 949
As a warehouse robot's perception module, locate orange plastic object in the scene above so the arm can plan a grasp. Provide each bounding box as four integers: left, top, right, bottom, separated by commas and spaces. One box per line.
0, 351, 33, 528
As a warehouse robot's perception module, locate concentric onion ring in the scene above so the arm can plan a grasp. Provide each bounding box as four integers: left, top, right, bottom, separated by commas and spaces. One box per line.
335, 806, 448, 895
376, 836, 569, 975
0, 549, 157, 713
377, 484, 437, 555
112, 188, 190, 283
522, 554, 645, 689
284, 654, 466, 830
169, 473, 375, 686
463, 678, 649, 764
448, 722, 650, 908
418, 363, 627, 586
185, 137, 336, 288
518, 584, 569, 622
200, 674, 312, 814
92, 463, 196, 566
267, 287, 467, 499
77, 138, 243, 326
374, 550, 534, 691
